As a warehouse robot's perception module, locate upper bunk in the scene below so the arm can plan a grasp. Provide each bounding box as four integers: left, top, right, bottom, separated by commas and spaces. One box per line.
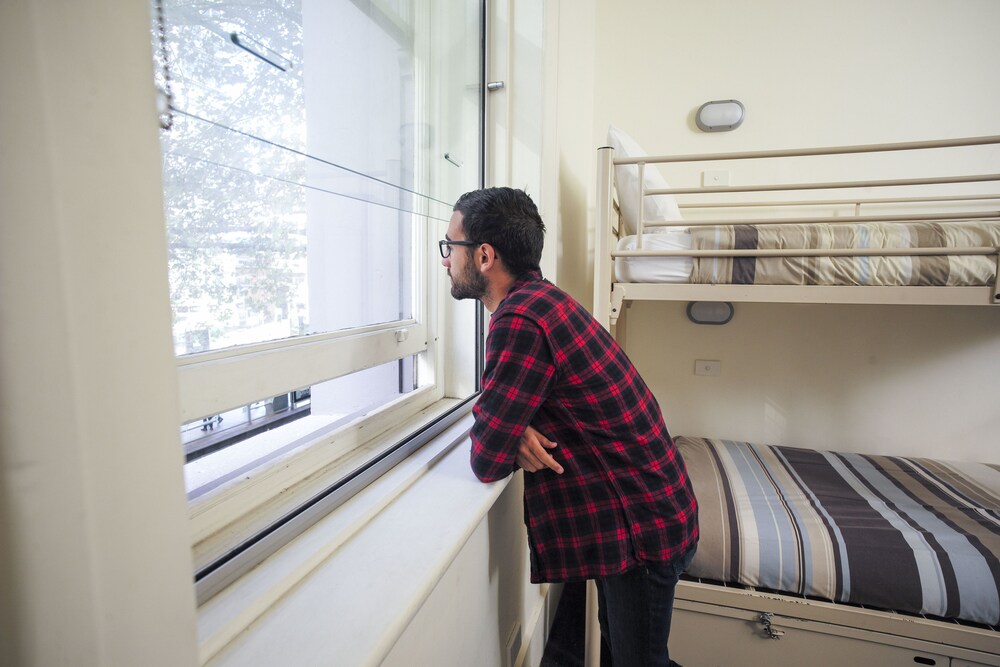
593, 129, 1000, 328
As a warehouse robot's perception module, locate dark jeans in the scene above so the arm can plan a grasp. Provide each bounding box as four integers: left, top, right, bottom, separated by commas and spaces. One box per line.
595, 547, 696, 667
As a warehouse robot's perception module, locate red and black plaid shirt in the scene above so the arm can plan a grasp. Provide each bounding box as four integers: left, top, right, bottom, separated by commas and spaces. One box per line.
471, 271, 698, 583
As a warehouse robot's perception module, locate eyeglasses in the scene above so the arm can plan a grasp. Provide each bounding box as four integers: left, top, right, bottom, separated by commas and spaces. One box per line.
438, 239, 479, 258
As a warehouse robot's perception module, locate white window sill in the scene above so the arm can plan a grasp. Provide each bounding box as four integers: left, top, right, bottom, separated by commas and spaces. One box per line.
196, 408, 513, 666
189, 388, 453, 574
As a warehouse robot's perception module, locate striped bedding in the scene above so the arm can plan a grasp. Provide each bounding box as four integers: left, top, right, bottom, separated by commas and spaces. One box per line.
688, 220, 1000, 286
677, 436, 1000, 625
614, 220, 1000, 285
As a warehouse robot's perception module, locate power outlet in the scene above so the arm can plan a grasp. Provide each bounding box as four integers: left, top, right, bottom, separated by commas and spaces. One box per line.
702, 170, 730, 187
695, 360, 721, 376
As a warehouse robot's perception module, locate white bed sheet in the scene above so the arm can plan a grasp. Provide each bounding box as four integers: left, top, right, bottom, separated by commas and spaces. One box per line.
614, 232, 693, 283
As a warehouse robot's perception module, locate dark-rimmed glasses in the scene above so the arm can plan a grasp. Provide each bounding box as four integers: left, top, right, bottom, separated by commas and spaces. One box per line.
439, 239, 479, 258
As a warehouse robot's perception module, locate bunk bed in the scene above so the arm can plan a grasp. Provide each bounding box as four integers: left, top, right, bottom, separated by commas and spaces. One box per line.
586, 130, 1000, 666
594, 130, 1000, 331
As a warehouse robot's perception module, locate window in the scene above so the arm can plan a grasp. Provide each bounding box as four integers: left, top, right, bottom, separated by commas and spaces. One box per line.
153, 0, 483, 599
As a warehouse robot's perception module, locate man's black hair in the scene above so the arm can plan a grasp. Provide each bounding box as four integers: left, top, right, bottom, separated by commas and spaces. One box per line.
453, 187, 545, 277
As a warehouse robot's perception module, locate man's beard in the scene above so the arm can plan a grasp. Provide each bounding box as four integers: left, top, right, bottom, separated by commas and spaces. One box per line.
450, 260, 488, 300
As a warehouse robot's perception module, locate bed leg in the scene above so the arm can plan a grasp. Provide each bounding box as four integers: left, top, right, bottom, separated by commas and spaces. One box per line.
584, 581, 601, 667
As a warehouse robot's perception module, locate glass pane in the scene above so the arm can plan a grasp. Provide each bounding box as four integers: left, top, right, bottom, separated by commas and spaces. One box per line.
428, 0, 482, 205
159, 0, 483, 494
159, 0, 455, 355
183, 357, 418, 498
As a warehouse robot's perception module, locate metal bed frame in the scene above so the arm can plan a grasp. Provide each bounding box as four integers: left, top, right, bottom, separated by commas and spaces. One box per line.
593, 135, 1000, 331
584, 134, 1000, 667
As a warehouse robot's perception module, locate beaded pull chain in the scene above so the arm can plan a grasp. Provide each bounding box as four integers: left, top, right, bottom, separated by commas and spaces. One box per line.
153, 0, 175, 130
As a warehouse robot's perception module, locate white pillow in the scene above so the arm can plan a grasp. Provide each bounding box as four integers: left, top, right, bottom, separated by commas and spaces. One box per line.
606, 125, 684, 235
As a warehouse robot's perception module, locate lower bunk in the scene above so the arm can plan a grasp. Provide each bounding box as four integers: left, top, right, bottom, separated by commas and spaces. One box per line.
670, 436, 1000, 666
671, 580, 999, 666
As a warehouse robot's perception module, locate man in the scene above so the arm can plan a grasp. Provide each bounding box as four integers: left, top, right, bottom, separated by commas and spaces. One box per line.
442, 187, 698, 667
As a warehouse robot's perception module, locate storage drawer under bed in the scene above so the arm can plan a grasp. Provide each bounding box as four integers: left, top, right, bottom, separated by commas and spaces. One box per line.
670, 598, 999, 667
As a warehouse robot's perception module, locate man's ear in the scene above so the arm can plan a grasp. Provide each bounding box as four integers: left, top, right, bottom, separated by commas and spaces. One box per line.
477, 243, 498, 272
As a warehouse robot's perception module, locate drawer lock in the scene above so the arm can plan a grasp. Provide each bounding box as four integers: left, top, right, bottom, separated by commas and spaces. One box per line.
757, 612, 785, 640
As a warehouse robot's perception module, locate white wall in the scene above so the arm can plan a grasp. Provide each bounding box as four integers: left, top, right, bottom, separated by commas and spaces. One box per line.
548, 0, 597, 301
591, 0, 1000, 156
623, 302, 1000, 461
0, 1, 199, 664
551, 0, 1000, 462
383, 477, 554, 667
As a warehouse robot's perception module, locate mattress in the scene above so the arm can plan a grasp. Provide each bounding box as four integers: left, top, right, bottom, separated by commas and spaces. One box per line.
614, 230, 692, 283
614, 221, 1000, 286
677, 436, 1000, 626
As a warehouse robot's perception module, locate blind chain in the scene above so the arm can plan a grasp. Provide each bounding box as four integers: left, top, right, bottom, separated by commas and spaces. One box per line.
154, 0, 175, 130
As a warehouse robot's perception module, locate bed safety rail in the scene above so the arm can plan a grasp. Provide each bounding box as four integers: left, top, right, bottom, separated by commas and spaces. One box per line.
593, 134, 1000, 327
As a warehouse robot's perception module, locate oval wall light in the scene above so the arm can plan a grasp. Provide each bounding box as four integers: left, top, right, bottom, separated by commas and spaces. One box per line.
686, 301, 735, 325
696, 100, 745, 132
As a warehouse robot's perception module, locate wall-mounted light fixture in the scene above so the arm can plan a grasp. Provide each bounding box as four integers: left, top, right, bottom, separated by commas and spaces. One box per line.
696, 100, 745, 132
686, 301, 735, 325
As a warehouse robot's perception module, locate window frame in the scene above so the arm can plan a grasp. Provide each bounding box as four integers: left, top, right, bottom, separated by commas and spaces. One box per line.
152, 0, 488, 603
176, 320, 428, 424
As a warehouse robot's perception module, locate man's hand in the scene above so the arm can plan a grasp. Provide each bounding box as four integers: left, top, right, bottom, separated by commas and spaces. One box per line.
517, 426, 564, 474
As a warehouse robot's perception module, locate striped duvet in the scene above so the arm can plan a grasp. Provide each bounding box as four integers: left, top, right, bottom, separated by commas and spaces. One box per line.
688, 220, 1000, 286
677, 436, 1000, 625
